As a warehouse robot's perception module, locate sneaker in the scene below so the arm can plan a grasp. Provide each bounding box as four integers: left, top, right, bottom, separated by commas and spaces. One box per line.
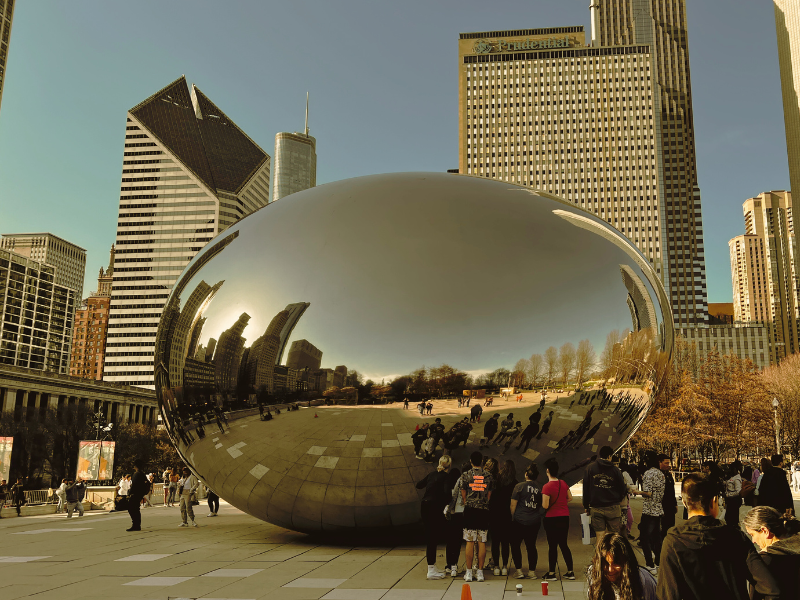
191, 521, 198, 527
501, 567, 508, 576
564, 571, 576, 580
487, 559, 495, 570
528, 571, 539, 580
208, 513, 215, 517
476, 569, 484, 582
515, 570, 526, 579
426, 565, 445, 580
543, 572, 558, 580
493, 567, 500, 576
464, 569, 473, 582
179, 523, 188, 527
450, 565, 457, 577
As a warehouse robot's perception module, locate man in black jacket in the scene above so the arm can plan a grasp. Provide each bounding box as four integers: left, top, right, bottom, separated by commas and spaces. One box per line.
657, 473, 779, 600
583, 445, 627, 537
480, 414, 500, 448
659, 453, 678, 534
127, 459, 149, 532
758, 454, 795, 517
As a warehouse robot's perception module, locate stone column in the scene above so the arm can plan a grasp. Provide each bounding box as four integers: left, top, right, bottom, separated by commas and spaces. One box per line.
48, 394, 59, 409
2, 388, 17, 413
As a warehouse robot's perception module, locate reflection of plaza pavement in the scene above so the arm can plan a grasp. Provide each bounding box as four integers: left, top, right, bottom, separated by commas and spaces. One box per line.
179, 390, 649, 533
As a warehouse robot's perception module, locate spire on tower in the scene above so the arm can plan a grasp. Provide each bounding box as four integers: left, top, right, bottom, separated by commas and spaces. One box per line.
304, 92, 309, 136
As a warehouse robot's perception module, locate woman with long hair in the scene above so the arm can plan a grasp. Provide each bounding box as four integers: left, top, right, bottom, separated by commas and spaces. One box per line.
444, 466, 464, 578
587, 532, 657, 600
488, 460, 517, 575
723, 461, 743, 530
743, 506, 800, 599
416, 455, 453, 579
509, 463, 544, 579
541, 458, 575, 581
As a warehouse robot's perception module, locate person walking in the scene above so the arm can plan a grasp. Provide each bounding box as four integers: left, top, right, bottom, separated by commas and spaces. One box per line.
639, 451, 665, 574
480, 414, 500, 448
724, 461, 743, 531
10, 478, 25, 516
488, 460, 517, 575
509, 464, 544, 579
541, 458, 575, 581
416, 455, 453, 580
458, 451, 494, 582
657, 473, 778, 600
127, 460, 149, 531
757, 454, 795, 517
64, 477, 86, 518
141, 473, 154, 508
178, 467, 199, 527
586, 532, 657, 600
583, 445, 627, 538
516, 420, 539, 453
207, 485, 220, 516
536, 411, 554, 440
659, 453, 678, 535
493, 414, 515, 447
412, 423, 429, 459
743, 506, 800, 600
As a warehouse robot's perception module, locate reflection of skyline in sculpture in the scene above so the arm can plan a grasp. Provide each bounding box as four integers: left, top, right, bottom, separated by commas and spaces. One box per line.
214, 313, 251, 393
620, 265, 657, 334
277, 303, 310, 366
286, 339, 323, 371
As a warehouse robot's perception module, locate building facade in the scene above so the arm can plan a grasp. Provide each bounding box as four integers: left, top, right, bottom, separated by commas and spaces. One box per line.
0, 0, 14, 116
729, 191, 799, 362
69, 247, 115, 380
0, 233, 87, 300
0, 249, 77, 373
272, 132, 317, 202
678, 324, 771, 370
775, 1, 800, 207
104, 77, 271, 388
286, 339, 323, 371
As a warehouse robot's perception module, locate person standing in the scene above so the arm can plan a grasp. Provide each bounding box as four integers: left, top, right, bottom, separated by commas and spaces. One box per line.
444, 467, 464, 578
207, 485, 220, 516
659, 453, 678, 535
743, 506, 800, 600
416, 456, 452, 579
55, 479, 67, 514
657, 473, 778, 600
481, 414, 499, 448
178, 467, 199, 527
403, 397, 409, 410
509, 464, 544, 579
583, 446, 627, 538
10, 478, 25, 516
724, 461, 743, 531
127, 460, 149, 531
412, 424, 429, 459
488, 460, 517, 575
758, 454, 795, 517
792, 461, 800, 492
541, 458, 575, 581
168, 469, 179, 506
459, 451, 494, 582
639, 452, 665, 574
64, 478, 86, 518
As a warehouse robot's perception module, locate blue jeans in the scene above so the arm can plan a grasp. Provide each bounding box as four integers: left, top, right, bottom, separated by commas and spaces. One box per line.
639, 513, 662, 567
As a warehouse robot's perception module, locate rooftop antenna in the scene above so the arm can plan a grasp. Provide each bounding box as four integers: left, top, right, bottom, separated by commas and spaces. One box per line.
304, 92, 309, 136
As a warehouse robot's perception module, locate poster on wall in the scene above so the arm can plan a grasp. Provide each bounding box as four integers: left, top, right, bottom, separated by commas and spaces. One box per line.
0, 437, 12, 482
76, 440, 115, 481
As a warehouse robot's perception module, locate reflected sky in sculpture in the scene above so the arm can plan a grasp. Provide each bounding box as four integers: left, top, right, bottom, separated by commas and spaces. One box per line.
154, 172, 674, 533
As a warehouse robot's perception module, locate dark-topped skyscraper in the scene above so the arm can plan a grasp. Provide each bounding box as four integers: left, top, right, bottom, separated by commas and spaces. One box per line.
104, 77, 270, 388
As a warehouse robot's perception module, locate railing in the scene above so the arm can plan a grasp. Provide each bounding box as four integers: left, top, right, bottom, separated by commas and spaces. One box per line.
4, 483, 209, 508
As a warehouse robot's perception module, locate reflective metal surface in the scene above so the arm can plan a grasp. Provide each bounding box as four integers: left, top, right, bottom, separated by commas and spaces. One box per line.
155, 172, 673, 533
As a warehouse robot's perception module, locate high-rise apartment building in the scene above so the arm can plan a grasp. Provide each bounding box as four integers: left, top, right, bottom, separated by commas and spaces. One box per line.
775, 1, 800, 205
0, 0, 14, 116
0, 249, 77, 373
0, 233, 86, 300
729, 191, 799, 362
104, 77, 271, 388
458, 27, 666, 283
272, 96, 316, 202
593, 0, 709, 327
286, 339, 322, 371
69, 247, 115, 380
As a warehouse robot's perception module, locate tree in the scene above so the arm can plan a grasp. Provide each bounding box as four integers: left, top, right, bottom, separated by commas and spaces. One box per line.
762, 353, 800, 458
529, 354, 544, 389
558, 342, 576, 387
544, 346, 558, 386
600, 329, 622, 378
575, 339, 595, 388
512, 359, 529, 388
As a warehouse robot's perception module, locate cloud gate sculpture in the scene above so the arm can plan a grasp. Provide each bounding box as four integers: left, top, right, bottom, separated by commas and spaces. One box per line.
155, 172, 673, 533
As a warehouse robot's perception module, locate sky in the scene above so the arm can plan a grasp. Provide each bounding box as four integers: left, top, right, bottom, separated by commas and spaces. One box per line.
0, 0, 790, 303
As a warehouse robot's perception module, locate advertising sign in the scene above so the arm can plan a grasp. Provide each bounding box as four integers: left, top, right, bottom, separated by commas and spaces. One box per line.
0, 437, 12, 482
76, 440, 115, 480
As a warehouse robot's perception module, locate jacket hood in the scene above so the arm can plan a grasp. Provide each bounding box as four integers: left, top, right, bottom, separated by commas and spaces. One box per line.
596, 458, 614, 468
766, 533, 800, 556
667, 515, 731, 550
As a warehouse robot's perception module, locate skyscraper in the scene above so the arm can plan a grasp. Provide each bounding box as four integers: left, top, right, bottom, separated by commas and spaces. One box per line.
775, 1, 800, 205
729, 191, 799, 362
104, 77, 270, 388
0, 0, 14, 117
0, 233, 86, 300
593, 0, 709, 328
272, 94, 316, 202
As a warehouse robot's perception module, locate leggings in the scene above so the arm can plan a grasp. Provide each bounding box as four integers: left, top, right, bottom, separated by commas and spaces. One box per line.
543, 516, 573, 572
421, 500, 445, 566
208, 491, 220, 513
490, 520, 511, 567
446, 512, 464, 567
167, 485, 177, 504
510, 519, 541, 570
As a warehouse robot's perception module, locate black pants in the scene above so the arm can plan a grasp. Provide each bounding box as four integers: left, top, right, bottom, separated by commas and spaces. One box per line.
421, 500, 445, 566
639, 513, 662, 567
446, 512, 464, 567
543, 516, 573, 572
490, 519, 511, 566
511, 519, 541, 571
208, 491, 219, 513
661, 510, 676, 536
725, 496, 742, 530
128, 495, 142, 529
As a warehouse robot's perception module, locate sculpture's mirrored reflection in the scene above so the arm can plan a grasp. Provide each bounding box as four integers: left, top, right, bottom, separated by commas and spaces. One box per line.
154, 173, 674, 533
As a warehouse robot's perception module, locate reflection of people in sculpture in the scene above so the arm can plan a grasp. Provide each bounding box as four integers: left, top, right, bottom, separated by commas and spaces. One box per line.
536, 411, 554, 440
480, 414, 499, 448
500, 422, 522, 455
412, 423, 429, 458
493, 414, 515, 446
517, 421, 539, 452
470, 404, 482, 423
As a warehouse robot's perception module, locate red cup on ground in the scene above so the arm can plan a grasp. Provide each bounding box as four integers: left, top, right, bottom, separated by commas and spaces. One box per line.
542, 580, 549, 595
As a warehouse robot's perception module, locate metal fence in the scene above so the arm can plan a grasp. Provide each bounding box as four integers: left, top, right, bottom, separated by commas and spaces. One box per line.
4, 483, 208, 508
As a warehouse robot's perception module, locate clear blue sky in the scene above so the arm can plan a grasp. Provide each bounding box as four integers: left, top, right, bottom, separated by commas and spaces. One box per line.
0, 1, 788, 302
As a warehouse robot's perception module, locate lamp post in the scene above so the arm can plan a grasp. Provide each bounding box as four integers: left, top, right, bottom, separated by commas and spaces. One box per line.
772, 397, 780, 454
